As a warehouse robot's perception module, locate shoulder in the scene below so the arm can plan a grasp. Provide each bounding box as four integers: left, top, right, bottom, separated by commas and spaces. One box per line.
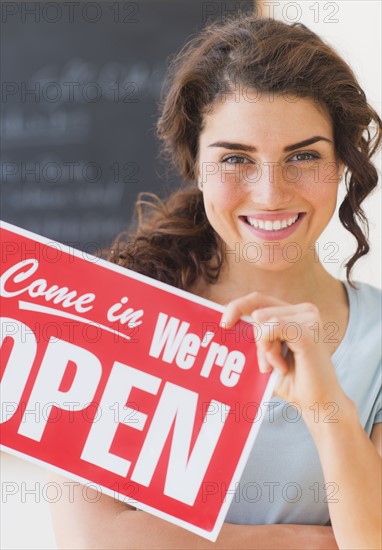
336, 280, 381, 372
333, 280, 381, 355
338, 281, 381, 433
348, 280, 382, 298
346, 280, 381, 325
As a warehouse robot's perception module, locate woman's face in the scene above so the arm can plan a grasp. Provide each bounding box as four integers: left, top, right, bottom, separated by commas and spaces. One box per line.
197, 92, 343, 271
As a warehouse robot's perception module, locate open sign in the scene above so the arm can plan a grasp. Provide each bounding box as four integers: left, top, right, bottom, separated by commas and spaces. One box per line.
0, 222, 275, 541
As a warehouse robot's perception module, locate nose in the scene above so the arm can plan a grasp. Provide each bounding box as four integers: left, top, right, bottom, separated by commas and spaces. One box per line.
246, 161, 295, 207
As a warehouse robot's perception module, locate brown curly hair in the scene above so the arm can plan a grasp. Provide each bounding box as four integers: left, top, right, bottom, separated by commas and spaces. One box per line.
109, 15, 381, 290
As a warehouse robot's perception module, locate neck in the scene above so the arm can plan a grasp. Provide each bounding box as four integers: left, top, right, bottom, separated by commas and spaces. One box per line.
208, 248, 341, 307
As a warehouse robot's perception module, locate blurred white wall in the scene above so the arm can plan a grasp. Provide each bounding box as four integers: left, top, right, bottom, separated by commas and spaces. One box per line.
1, 452, 57, 549
1, 2, 381, 550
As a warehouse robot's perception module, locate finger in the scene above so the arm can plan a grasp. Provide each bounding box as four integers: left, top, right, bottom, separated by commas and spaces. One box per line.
257, 339, 288, 375
250, 304, 308, 326
265, 344, 289, 375
257, 347, 272, 374
220, 291, 289, 328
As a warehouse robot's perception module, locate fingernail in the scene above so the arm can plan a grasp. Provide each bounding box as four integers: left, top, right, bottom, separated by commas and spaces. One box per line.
220, 315, 230, 328
257, 350, 270, 373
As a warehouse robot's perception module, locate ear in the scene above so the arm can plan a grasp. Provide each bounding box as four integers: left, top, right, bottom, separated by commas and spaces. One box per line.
337, 160, 345, 183
194, 165, 203, 191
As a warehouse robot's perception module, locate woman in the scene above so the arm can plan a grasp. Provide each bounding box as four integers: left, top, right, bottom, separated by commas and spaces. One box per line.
50, 15, 381, 549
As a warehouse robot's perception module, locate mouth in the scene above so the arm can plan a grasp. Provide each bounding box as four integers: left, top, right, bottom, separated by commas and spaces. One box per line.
242, 212, 305, 231
239, 212, 306, 239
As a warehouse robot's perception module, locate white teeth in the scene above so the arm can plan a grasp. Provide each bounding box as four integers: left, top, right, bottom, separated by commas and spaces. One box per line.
246, 214, 299, 231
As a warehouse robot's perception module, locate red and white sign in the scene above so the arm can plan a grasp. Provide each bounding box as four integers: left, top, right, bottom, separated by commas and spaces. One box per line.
0, 221, 275, 541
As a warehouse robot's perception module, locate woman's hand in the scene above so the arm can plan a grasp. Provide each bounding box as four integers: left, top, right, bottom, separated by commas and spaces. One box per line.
220, 291, 350, 425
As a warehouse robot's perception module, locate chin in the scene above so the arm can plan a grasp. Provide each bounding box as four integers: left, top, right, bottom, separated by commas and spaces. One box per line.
250, 259, 298, 272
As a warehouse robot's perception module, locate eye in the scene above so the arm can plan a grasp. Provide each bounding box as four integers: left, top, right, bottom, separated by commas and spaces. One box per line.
221, 155, 251, 165
289, 152, 320, 162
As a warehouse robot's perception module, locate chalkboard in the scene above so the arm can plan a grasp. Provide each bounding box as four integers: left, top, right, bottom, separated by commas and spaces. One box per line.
1, 0, 254, 251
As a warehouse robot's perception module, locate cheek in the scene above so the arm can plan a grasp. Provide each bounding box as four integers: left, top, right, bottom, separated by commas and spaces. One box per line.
299, 182, 339, 234
203, 182, 243, 215
299, 161, 339, 193
305, 179, 339, 205
294, 163, 339, 198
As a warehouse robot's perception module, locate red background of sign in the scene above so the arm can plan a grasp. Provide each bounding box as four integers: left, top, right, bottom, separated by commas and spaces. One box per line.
0, 225, 271, 533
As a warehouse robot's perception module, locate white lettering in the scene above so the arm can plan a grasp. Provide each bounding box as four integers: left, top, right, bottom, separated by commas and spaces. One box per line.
0, 259, 96, 313
220, 351, 246, 387
149, 313, 190, 363
106, 296, 143, 327
0, 318, 37, 423
81, 363, 160, 477
131, 383, 228, 505
18, 338, 102, 441
200, 342, 228, 378
175, 333, 201, 370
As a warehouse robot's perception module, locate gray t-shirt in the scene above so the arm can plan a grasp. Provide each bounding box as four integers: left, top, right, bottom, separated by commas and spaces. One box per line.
225, 280, 382, 526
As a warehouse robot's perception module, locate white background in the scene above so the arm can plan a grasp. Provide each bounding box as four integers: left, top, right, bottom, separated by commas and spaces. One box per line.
1, 1, 381, 549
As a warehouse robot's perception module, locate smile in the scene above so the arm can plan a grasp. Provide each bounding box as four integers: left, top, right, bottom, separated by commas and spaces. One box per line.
239, 212, 306, 241
245, 214, 300, 231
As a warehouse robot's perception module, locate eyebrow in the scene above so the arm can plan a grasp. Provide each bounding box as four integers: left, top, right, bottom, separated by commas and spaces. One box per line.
208, 136, 333, 152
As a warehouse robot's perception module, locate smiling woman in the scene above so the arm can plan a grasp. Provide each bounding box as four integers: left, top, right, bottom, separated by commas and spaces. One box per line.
196, 93, 341, 271
49, 13, 382, 550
